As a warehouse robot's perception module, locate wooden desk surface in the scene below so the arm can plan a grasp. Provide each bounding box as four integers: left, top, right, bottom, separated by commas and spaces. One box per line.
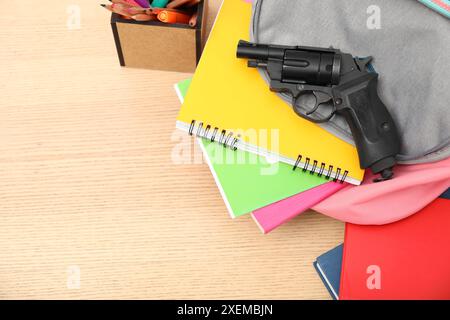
0, 0, 343, 299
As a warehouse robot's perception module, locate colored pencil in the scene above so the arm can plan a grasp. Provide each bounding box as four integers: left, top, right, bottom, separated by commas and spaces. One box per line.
167, 0, 193, 9
189, 11, 198, 27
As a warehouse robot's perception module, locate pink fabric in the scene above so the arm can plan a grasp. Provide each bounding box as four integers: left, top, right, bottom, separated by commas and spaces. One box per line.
313, 157, 450, 225
252, 182, 345, 233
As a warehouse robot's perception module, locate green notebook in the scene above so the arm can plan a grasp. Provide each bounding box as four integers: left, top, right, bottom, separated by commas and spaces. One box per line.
175, 79, 326, 218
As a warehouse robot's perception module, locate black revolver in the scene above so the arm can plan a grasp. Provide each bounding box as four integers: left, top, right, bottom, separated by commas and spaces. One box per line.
236, 40, 401, 182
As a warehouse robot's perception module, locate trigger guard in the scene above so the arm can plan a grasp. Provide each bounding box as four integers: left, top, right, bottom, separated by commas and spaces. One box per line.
292, 91, 336, 124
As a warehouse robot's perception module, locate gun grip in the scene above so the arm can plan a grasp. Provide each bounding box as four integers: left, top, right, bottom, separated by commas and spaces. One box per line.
336, 73, 401, 179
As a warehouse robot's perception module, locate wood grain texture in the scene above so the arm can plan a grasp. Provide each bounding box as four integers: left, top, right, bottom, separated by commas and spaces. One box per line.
0, 0, 344, 299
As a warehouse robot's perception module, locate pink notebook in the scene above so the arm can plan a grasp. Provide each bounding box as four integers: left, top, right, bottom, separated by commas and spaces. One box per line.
251, 182, 346, 234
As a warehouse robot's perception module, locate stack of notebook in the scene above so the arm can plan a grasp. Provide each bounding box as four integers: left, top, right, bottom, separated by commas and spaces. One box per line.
173, 0, 450, 299
174, 0, 358, 233
314, 189, 450, 300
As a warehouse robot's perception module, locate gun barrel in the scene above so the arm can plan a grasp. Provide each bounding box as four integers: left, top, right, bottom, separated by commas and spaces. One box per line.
236, 40, 270, 60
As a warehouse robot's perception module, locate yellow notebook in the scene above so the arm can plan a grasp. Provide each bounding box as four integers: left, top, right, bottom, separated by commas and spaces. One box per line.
176, 0, 364, 185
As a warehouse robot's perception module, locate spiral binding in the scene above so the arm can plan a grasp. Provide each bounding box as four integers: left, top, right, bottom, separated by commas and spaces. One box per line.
189, 120, 349, 183
293, 155, 348, 184
189, 120, 239, 150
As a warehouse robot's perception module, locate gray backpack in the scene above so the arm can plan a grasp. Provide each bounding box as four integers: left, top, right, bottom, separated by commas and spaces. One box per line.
251, 0, 450, 164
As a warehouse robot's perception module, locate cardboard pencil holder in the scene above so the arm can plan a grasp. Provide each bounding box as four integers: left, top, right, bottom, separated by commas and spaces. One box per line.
110, 1, 207, 73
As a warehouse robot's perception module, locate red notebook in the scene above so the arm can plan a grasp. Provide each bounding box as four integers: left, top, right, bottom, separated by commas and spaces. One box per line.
340, 198, 450, 300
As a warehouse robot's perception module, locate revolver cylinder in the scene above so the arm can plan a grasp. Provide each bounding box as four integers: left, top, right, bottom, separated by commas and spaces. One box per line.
237, 40, 341, 86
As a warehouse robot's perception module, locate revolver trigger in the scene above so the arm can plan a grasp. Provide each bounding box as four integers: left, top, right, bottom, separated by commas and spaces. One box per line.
315, 91, 333, 105
305, 91, 332, 116
293, 90, 335, 124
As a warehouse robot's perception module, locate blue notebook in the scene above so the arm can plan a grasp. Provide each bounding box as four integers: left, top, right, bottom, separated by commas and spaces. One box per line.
440, 187, 450, 200
313, 244, 343, 300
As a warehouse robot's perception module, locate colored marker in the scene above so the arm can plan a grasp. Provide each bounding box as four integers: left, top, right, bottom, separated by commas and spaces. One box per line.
134, 0, 150, 8
157, 10, 191, 24
151, 0, 170, 8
